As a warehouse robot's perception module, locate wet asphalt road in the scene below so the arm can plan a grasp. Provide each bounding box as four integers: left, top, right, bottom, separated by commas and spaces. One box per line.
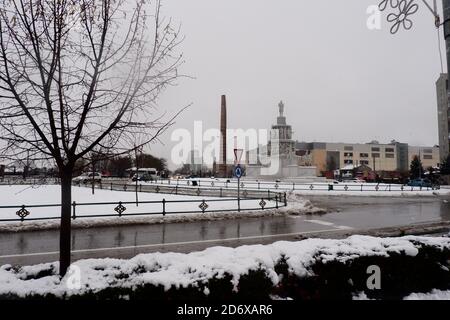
0, 195, 449, 265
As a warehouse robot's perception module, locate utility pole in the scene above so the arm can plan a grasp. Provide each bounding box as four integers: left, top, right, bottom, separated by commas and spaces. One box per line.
443, 1, 450, 76
442, 1, 450, 160
135, 146, 140, 206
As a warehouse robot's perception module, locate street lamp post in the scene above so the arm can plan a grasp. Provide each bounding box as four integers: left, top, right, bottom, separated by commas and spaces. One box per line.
134, 145, 143, 206
91, 152, 95, 195
379, 0, 450, 162
441, 1, 450, 76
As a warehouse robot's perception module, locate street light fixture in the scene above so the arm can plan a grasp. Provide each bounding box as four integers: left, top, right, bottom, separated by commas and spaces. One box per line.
379, 0, 450, 162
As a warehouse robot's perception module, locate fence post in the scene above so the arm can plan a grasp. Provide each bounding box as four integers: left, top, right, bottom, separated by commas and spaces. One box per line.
267, 189, 270, 199
293, 182, 295, 191
110, 182, 113, 190
175, 185, 178, 194
361, 184, 363, 192
258, 182, 260, 190
284, 192, 287, 206
162, 198, 166, 216
275, 194, 278, 209
389, 184, 391, 192
72, 201, 76, 220
220, 187, 223, 197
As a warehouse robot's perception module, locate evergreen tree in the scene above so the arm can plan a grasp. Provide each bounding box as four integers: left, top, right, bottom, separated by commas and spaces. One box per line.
409, 155, 423, 179
440, 154, 450, 175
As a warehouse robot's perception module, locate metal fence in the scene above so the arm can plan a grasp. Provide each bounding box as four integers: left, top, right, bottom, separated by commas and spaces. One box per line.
99, 178, 440, 193
0, 189, 287, 223
0, 176, 440, 193
80, 180, 290, 199
0, 177, 60, 186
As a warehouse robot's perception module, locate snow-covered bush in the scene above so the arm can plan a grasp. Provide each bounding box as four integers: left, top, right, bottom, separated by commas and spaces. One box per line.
1, 235, 450, 300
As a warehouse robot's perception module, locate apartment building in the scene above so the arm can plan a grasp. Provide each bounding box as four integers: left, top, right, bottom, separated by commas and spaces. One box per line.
436, 73, 450, 162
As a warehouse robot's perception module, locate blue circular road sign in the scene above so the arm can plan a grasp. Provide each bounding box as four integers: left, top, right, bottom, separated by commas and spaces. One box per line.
235, 165, 242, 178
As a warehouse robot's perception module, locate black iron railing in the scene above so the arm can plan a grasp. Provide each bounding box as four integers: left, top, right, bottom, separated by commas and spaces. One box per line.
0, 191, 288, 223
86, 178, 440, 193
76, 180, 292, 199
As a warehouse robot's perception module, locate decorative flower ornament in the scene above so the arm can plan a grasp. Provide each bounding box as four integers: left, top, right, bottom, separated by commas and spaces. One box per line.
379, 0, 400, 11
379, 0, 420, 34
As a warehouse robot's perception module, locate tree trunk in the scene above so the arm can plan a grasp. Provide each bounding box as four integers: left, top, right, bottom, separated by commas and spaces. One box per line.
59, 171, 72, 276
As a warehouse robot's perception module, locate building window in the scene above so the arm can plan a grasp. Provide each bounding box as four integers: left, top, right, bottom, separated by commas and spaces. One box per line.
371, 147, 380, 152
385, 153, 394, 158
372, 153, 380, 158
344, 152, 353, 157
385, 148, 394, 153
344, 160, 353, 164
344, 146, 353, 151
423, 155, 433, 159
423, 149, 433, 154
359, 153, 369, 158
360, 160, 369, 165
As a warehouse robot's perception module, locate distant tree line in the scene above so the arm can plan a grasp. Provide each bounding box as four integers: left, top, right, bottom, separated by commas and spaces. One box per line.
75, 153, 169, 178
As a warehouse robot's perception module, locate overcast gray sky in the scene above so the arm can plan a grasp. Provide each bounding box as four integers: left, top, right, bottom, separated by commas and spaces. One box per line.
150, 0, 445, 169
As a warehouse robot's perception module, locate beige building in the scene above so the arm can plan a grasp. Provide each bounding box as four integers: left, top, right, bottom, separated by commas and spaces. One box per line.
296, 141, 439, 176
408, 146, 440, 169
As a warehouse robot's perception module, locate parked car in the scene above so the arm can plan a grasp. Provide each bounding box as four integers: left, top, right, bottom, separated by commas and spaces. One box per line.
407, 178, 433, 188
132, 173, 152, 182
73, 172, 102, 184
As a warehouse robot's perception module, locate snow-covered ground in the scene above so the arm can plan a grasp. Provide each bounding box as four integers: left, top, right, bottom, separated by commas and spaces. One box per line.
0, 185, 275, 220
404, 289, 450, 300
0, 185, 320, 230
129, 177, 450, 197
1, 235, 449, 299
354, 289, 450, 300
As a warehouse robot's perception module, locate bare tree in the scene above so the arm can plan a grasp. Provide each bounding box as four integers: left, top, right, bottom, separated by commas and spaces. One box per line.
0, 0, 186, 275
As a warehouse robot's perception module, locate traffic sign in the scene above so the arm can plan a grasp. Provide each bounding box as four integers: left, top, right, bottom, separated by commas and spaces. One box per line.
234, 165, 242, 178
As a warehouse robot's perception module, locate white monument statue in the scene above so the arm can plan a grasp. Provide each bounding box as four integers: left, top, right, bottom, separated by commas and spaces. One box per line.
245, 100, 317, 180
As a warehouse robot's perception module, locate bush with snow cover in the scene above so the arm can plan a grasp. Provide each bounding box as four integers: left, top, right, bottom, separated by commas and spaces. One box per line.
1, 235, 450, 300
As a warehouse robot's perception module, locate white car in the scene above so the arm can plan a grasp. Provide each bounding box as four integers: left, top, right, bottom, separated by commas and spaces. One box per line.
73, 172, 102, 184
